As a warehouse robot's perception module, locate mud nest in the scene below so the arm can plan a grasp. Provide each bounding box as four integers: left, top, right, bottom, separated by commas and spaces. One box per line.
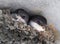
0, 8, 56, 44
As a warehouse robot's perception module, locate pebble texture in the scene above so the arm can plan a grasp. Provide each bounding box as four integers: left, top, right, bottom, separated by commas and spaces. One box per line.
0, 9, 56, 44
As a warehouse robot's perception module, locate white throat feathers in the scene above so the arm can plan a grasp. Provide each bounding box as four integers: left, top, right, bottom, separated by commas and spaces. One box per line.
16, 15, 26, 23
12, 14, 26, 24
30, 21, 45, 32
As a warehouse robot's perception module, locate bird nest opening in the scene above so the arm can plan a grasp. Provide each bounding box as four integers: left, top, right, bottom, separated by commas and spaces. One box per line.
0, 8, 57, 44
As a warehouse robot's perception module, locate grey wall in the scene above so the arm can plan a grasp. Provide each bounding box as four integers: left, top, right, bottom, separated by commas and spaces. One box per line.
0, 0, 60, 31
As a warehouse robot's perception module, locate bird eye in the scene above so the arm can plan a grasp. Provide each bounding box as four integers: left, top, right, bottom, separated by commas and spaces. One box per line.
36, 19, 44, 26
37, 20, 41, 24
22, 15, 25, 19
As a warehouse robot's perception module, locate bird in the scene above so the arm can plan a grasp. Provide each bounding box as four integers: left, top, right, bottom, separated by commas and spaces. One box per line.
29, 15, 47, 32
11, 9, 29, 24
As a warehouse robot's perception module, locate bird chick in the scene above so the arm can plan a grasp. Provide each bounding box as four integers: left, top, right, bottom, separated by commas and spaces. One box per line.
12, 9, 29, 25
29, 15, 47, 32
15, 9, 29, 24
